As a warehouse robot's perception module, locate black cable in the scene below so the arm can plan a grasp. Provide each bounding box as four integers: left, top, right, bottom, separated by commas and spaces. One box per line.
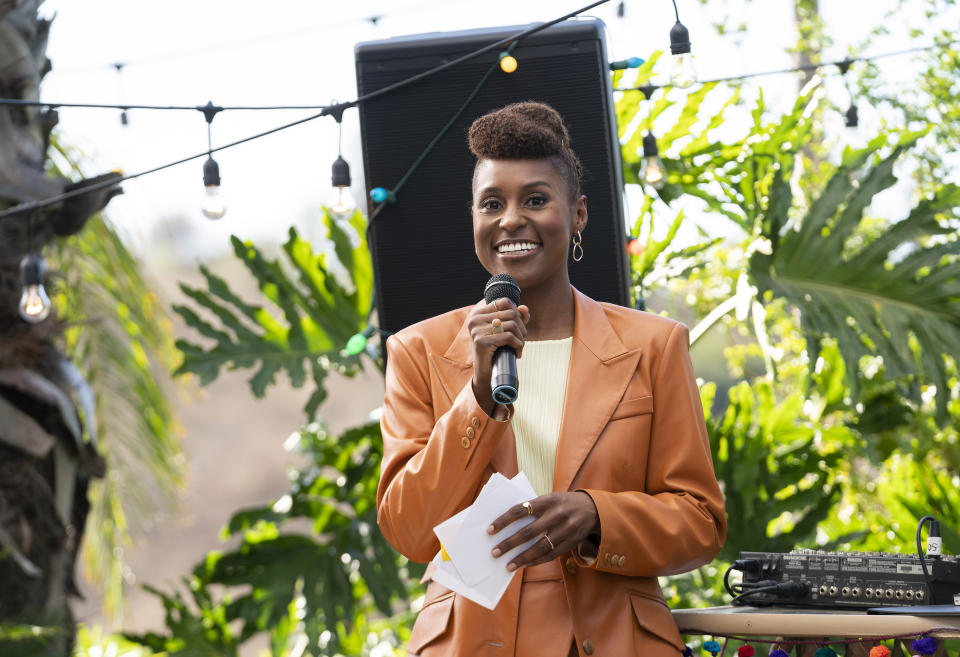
730, 584, 781, 605
2, 37, 950, 112
724, 564, 737, 597
352, 0, 612, 107
671, 0, 680, 23
618, 39, 957, 92
0, 0, 613, 222
0, 99, 335, 111
0, 109, 327, 220
917, 514, 939, 605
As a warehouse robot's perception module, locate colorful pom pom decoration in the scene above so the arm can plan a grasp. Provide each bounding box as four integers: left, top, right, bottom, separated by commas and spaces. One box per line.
814, 648, 838, 657
911, 637, 937, 655
703, 640, 722, 655
683, 646, 694, 657
737, 645, 755, 657
770, 650, 790, 657
868, 646, 891, 657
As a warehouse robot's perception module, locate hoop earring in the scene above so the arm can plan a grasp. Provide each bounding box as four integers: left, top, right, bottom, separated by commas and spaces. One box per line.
571, 230, 583, 262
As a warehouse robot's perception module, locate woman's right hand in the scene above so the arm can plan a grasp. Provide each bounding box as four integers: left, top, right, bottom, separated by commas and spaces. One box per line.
467, 298, 530, 416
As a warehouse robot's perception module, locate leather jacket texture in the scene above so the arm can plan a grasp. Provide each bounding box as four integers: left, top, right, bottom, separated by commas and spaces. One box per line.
377, 288, 727, 656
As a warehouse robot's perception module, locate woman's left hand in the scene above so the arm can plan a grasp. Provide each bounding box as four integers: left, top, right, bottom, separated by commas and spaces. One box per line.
487, 491, 599, 571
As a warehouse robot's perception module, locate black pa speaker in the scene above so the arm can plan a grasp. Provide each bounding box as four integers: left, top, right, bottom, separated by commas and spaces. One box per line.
355, 19, 628, 335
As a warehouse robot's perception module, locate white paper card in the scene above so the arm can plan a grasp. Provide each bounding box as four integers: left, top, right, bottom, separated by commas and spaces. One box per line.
431, 472, 540, 609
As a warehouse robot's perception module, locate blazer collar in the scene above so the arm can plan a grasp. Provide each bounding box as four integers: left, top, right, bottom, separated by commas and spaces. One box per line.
429, 287, 641, 488
553, 289, 641, 491
439, 286, 629, 366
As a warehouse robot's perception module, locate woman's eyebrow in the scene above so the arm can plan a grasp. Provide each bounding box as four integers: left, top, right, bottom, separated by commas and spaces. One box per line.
521, 180, 553, 190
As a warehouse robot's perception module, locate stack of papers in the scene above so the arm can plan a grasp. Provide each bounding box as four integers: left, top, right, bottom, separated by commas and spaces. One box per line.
432, 472, 540, 609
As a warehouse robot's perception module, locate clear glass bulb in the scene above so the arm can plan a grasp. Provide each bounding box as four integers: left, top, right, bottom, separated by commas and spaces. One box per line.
643, 156, 666, 188
19, 283, 51, 323
329, 186, 357, 218
670, 52, 697, 89
201, 184, 227, 220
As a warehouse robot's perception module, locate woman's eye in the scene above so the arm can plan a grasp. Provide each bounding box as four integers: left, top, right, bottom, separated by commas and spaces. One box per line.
480, 199, 502, 211
527, 195, 548, 207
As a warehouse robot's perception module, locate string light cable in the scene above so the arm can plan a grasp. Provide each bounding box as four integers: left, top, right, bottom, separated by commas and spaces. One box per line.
616, 39, 958, 93
2, 37, 952, 116
0, 0, 616, 223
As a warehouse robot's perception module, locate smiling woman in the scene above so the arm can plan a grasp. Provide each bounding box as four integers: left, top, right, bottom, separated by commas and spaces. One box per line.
376, 102, 727, 657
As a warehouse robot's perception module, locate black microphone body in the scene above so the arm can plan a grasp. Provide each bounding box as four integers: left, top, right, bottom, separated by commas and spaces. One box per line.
483, 274, 521, 405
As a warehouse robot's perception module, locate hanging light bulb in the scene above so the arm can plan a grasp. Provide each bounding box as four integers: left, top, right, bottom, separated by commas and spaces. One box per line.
329, 155, 356, 218
201, 156, 226, 219
198, 102, 226, 219
499, 51, 518, 74
669, 20, 697, 88
642, 132, 666, 188
845, 103, 859, 128
19, 253, 51, 323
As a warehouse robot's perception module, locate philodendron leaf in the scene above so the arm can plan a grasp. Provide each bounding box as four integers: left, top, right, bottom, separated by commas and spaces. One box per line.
751, 134, 960, 423
174, 212, 372, 416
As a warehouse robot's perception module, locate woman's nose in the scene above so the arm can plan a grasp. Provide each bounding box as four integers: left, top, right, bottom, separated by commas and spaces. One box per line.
499, 204, 526, 231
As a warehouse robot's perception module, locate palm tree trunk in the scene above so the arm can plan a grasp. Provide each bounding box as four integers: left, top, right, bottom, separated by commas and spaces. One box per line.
0, 1, 119, 652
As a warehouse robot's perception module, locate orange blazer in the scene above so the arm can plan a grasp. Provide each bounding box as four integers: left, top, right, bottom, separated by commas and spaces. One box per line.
377, 288, 726, 657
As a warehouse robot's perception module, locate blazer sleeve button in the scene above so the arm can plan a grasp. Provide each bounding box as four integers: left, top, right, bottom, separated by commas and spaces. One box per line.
471, 416, 480, 428
465, 426, 475, 438
618, 555, 626, 567
461, 436, 471, 449
565, 557, 578, 574
582, 638, 595, 655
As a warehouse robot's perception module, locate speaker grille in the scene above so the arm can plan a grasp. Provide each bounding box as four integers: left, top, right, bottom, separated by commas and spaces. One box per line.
356, 20, 628, 334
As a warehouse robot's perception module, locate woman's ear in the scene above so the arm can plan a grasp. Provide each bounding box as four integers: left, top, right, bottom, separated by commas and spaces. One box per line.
574, 194, 588, 233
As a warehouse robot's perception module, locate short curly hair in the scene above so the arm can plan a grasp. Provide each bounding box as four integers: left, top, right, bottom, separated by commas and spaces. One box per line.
468, 101, 583, 201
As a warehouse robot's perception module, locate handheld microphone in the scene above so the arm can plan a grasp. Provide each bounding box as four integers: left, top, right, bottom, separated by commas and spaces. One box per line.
484, 274, 521, 405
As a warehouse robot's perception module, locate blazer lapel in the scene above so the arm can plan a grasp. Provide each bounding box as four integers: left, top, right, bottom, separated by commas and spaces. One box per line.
428, 318, 518, 479
553, 289, 641, 492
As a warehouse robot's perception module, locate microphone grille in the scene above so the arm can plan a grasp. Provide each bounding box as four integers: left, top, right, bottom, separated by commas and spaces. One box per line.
484, 274, 521, 305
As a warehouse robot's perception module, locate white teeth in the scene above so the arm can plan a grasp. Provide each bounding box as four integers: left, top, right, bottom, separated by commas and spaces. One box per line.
497, 241, 540, 254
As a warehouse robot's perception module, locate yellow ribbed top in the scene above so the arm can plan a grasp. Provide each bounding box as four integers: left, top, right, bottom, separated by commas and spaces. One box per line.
512, 337, 573, 496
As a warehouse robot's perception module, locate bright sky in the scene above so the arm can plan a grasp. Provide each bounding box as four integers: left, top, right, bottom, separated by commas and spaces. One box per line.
38, 0, 953, 263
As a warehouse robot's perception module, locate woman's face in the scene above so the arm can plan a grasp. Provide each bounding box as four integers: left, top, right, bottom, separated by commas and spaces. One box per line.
472, 158, 587, 293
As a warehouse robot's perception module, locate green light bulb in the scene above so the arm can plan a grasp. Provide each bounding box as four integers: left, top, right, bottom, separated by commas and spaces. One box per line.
346, 333, 367, 355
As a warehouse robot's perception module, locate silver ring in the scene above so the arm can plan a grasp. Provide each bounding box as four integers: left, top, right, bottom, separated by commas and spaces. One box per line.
543, 534, 555, 551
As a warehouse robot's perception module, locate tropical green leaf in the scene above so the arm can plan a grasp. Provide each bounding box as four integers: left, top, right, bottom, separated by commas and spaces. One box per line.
173, 211, 374, 417
750, 137, 960, 423
706, 380, 857, 561
129, 421, 422, 656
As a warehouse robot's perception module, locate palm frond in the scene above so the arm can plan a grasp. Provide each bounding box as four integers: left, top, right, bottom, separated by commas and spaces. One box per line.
46, 137, 183, 622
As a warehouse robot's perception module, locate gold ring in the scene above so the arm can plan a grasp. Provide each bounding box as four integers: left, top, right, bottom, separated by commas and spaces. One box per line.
491, 318, 504, 334
543, 534, 555, 551
522, 501, 533, 516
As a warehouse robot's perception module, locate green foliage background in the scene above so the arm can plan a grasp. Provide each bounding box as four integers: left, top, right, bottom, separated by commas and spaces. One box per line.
109, 6, 959, 657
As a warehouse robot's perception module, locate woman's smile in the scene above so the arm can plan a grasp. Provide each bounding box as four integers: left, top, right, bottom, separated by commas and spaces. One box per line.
472, 158, 586, 294
495, 239, 543, 257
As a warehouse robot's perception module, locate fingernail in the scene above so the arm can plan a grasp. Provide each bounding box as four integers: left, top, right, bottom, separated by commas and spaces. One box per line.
506, 562, 517, 572
491, 548, 501, 557
487, 525, 495, 534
